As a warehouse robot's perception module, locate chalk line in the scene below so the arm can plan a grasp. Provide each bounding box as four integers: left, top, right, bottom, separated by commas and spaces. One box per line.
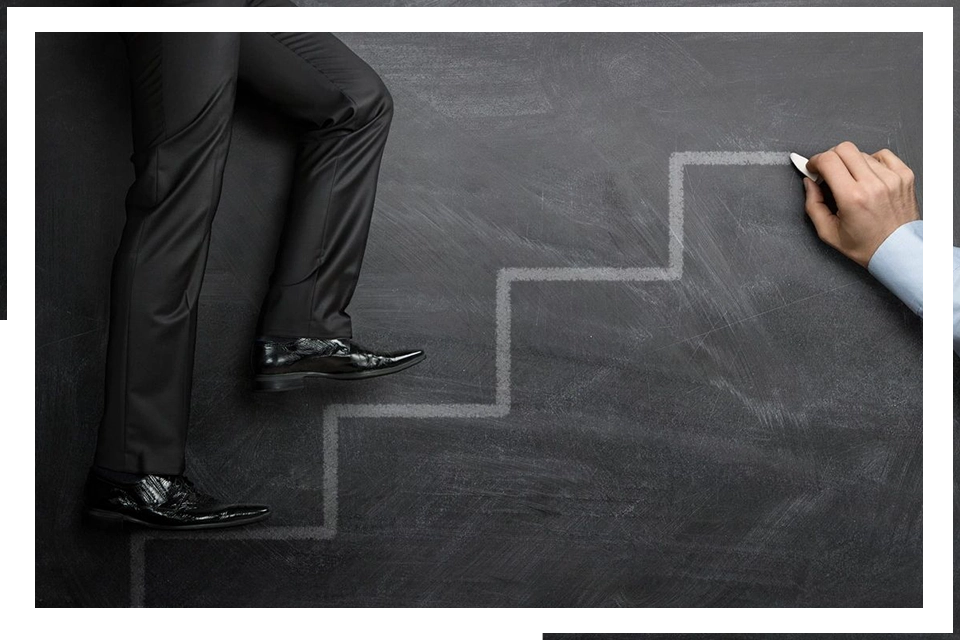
128, 150, 790, 606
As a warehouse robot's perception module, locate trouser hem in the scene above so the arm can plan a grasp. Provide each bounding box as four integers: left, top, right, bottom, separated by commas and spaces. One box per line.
254, 327, 353, 341
256, 316, 353, 341
92, 452, 186, 477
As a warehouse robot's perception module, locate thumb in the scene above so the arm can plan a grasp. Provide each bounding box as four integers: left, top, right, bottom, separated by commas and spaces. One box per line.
804, 178, 839, 247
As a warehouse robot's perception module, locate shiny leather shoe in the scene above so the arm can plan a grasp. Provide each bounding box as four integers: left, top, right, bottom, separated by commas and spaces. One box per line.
83, 471, 271, 531
252, 337, 425, 391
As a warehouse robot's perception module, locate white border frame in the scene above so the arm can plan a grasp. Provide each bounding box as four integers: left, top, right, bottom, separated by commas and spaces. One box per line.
15, 6, 952, 635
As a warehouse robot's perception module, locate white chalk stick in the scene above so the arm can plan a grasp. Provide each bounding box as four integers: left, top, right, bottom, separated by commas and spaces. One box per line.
790, 152, 822, 184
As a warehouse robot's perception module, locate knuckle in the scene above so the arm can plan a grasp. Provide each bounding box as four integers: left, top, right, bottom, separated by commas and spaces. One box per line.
837, 140, 858, 153
848, 187, 867, 205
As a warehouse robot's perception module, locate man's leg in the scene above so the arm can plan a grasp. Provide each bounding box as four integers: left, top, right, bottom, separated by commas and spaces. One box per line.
240, 32, 391, 338
237, 33, 424, 390
95, 33, 240, 475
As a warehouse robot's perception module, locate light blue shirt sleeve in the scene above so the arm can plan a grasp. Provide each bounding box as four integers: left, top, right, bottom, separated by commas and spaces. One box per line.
866, 219, 924, 317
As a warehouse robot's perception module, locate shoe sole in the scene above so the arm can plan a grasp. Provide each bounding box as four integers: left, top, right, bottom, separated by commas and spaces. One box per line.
83, 508, 271, 532
252, 352, 426, 392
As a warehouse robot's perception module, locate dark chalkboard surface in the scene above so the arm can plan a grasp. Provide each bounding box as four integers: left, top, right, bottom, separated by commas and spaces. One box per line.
36, 32, 923, 607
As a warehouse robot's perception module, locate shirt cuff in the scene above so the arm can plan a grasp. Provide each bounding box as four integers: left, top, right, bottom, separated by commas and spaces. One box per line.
866, 220, 923, 317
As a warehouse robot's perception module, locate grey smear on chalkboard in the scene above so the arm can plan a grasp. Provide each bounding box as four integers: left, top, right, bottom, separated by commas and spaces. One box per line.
37, 32, 923, 607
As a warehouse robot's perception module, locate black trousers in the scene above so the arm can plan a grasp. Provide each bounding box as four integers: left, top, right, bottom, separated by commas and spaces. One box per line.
95, 29, 393, 475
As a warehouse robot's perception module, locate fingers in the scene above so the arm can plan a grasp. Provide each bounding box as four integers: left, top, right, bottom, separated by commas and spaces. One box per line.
831, 141, 876, 182
803, 177, 839, 247
807, 148, 857, 194
860, 151, 907, 192
872, 148, 916, 184
859, 151, 884, 172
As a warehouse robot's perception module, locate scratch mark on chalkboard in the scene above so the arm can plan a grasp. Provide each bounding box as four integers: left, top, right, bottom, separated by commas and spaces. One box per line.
651, 280, 859, 354
36, 327, 100, 351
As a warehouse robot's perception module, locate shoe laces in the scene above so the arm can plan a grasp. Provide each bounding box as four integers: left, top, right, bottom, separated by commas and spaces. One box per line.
167, 475, 215, 506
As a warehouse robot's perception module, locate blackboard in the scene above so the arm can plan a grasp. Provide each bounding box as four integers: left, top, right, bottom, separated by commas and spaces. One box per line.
36, 31, 923, 607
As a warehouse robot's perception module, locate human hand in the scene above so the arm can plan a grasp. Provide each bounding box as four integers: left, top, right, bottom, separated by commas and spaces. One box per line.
803, 141, 920, 268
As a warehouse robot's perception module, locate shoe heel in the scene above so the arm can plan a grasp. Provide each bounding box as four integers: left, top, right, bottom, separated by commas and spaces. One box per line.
83, 509, 125, 531
253, 375, 305, 392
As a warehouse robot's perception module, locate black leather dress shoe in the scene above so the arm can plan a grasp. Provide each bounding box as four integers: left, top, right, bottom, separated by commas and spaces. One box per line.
252, 337, 425, 391
83, 471, 270, 531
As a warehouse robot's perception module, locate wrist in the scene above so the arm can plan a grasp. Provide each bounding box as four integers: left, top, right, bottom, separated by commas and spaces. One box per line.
858, 219, 920, 268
